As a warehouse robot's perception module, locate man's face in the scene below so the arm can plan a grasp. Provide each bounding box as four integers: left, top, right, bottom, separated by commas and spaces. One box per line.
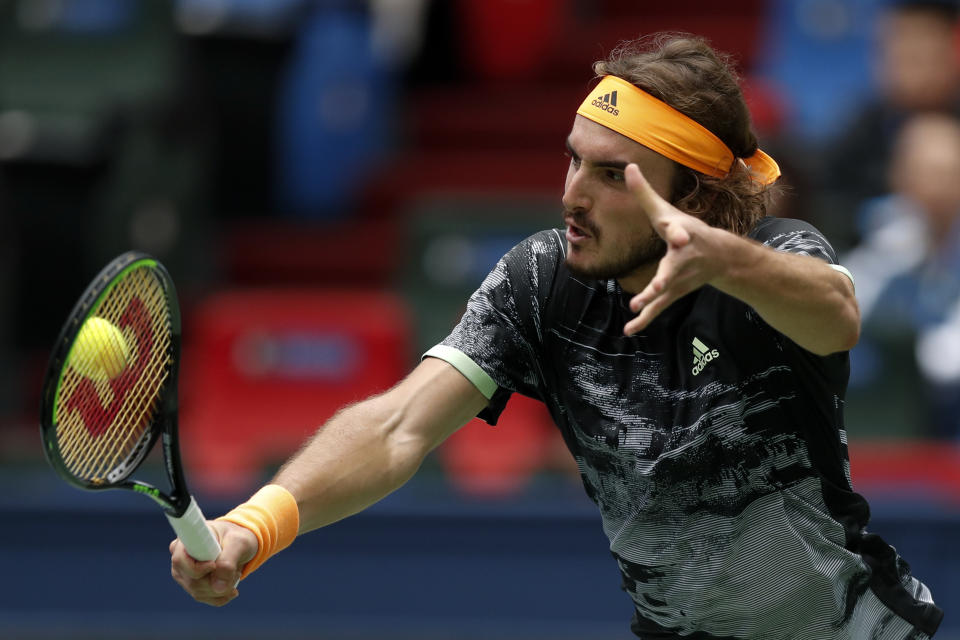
562, 115, 677, 286
879, 10, 960, 110
892, 114, 960, 230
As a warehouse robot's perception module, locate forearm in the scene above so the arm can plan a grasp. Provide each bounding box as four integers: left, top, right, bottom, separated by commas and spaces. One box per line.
269, 358, 488, 534
271, 396, 425, 534
711, 232, 860, 355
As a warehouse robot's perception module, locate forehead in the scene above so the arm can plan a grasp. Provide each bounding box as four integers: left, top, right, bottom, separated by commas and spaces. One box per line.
568, 114, 675, 175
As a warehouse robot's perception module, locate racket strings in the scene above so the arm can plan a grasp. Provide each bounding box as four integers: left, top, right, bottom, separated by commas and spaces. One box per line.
60, 277, 169, 480
65, 350, 169, 479
75, 272, 170, 478
78, 355, 168, 477
57, 276, 158, 475
78, 289, 166, 469
55, 267, 172, 483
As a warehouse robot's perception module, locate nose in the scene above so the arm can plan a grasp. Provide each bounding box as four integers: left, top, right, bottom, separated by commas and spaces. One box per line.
562, 163, 592, 213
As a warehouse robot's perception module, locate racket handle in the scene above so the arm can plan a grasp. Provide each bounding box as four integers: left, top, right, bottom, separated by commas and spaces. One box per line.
166, 496, 222, 562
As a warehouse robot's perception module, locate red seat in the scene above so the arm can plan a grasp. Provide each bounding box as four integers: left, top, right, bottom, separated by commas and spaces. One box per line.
457, 0, 570, 81
179, 289, 413, 495
848, 440, 960, 502
438, 394, 569, 497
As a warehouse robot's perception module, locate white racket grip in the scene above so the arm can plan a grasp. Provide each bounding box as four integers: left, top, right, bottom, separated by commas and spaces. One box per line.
166, 496, 222, 561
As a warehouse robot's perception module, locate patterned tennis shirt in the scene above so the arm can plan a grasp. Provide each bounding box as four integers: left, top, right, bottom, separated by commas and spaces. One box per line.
425, 217, 942, 639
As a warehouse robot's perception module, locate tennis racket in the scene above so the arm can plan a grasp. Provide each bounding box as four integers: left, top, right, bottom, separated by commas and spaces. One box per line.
39, 251, 221, 561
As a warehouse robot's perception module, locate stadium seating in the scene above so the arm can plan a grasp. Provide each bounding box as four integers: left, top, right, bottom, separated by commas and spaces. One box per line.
179, 288, 413, 494
0, 0, 179, 165
754, 0, 879, 141
273, 6, 394, 219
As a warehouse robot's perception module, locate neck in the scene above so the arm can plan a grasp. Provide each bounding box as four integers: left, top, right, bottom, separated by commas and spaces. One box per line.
616, 263, 659, 296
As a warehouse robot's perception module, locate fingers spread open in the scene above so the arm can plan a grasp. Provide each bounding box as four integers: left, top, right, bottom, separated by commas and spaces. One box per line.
624, 290, 676, 336
629, 276, 665, 313
624, 257, 687, 335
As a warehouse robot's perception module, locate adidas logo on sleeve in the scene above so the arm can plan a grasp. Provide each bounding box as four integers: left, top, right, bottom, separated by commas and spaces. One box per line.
591, 90, 619, 116
692, 337, 720, 376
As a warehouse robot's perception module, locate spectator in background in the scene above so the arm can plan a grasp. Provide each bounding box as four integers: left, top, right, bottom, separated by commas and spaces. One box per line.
844, 112, 960, 438
818, 0, 960, 251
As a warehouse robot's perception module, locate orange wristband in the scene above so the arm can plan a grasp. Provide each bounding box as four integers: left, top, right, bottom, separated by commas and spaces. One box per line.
217, 484, 300, 579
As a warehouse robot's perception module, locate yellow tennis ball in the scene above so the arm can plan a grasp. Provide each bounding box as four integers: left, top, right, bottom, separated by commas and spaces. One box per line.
70, 317, 131, 381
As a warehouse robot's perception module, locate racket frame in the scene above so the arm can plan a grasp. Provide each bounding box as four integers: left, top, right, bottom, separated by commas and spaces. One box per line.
40, 251, 194, 519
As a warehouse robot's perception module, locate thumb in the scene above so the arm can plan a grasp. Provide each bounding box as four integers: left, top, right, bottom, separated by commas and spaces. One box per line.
625, 163, 668, 222
209, 521, 258, 594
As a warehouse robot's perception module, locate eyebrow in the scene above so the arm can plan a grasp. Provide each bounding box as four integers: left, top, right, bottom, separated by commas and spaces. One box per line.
565, 137, 629, 171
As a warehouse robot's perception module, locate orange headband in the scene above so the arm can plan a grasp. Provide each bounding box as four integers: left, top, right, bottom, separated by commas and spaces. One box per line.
576, 75, 780, 185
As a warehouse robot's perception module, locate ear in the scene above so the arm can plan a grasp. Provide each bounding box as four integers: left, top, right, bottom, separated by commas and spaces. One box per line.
670, 168, 725, 222
666, 162, 693, 207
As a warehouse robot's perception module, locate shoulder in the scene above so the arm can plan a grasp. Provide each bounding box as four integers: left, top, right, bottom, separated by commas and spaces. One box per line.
502, 229, 565, 265
497, 228, 566, 292
749, 217, 838, 262
463, 229, 567, 330
749, 216, 827, 242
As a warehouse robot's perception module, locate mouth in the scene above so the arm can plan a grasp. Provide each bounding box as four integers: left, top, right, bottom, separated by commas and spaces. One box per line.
564, 216, 592, 244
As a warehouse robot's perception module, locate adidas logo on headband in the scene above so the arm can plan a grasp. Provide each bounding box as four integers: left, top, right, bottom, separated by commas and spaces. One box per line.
577, 76, 781, 184
591, 90, 619, 116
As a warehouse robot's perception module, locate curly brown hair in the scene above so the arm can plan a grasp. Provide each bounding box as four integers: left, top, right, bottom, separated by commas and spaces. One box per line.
593, 33, 779, 236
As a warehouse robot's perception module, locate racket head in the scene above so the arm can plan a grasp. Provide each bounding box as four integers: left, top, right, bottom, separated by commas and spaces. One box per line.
39, 251, 182, 496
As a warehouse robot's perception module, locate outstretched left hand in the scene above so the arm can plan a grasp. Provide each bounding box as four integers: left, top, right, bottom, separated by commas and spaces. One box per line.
623, 163, 729, 336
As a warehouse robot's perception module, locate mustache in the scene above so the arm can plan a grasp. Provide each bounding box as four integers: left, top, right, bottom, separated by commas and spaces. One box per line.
563, 210, 599, 237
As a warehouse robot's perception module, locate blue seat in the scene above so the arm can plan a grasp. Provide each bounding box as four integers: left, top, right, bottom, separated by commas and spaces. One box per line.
273, 8, 394, 219
755, 0, 882, 142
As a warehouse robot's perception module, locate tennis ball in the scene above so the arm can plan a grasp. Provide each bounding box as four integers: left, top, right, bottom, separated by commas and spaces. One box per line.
69, 317, 131, 381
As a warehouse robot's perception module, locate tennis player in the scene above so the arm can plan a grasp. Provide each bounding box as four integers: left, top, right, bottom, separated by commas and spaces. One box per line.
171, 34, 943, 639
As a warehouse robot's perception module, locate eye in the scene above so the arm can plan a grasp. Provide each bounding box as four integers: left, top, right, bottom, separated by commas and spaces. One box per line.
606, 169, 625, 183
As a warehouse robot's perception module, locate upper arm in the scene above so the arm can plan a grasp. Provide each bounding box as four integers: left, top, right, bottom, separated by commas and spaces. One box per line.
380, 356, 491, 455
736, 217, 860, 354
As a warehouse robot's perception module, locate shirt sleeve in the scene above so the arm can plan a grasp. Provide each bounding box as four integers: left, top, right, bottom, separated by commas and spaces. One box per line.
750, 217, 854, 288
745, 217, 854, 383
423, 230, 562, 424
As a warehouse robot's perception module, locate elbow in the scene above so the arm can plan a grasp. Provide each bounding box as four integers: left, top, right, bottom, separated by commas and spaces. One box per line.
835, 315, 861, 354
824, 266, 861, 354
382, 406, 434, 483
817, 298, 861, 356
389, 430, 432, 481
838, 293, 862, 352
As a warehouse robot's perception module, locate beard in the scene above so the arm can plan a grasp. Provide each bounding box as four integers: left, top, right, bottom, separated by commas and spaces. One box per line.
563, 212, 666, 280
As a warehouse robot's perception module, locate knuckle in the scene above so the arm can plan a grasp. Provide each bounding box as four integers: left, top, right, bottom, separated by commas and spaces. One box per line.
215, 557, 237, 573
184, 565, 203, 580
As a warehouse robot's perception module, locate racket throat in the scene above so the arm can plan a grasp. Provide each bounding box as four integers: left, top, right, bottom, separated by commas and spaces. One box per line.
130, 481, 173, 510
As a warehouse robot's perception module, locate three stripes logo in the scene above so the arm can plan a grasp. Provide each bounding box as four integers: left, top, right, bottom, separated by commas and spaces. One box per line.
590, 90, 619, 116
691, 337, 720, 376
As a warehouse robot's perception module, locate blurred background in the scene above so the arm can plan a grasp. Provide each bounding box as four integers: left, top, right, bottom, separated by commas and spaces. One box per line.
1, 0, 959, 637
